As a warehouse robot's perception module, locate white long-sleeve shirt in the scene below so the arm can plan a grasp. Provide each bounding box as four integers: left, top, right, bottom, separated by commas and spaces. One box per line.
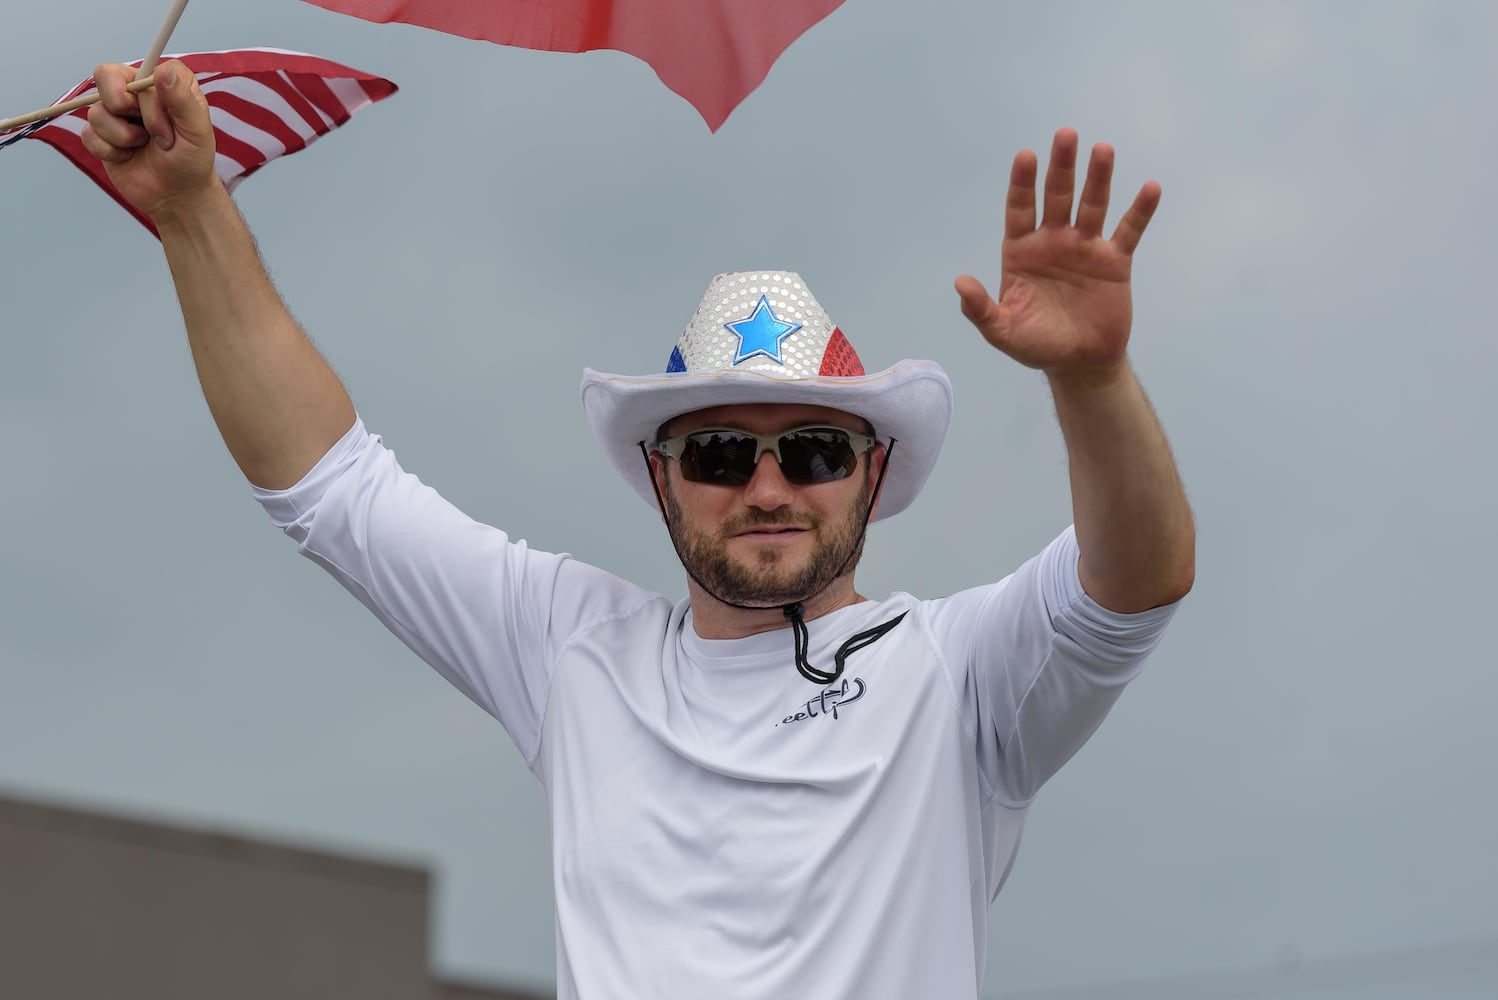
254, 419, 1180, 999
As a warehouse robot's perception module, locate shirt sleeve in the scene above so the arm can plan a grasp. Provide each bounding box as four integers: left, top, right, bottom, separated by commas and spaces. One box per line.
928, 526, 1181, 806
251, 418, 653, 761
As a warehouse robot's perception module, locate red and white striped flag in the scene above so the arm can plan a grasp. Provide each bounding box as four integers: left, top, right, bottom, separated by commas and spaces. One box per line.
298, 0, 844, 131
1, 48, 397, 238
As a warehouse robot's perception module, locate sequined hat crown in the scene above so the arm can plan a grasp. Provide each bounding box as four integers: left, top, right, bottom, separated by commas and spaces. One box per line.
666, 271, 865, 378
580, 270, 953, 522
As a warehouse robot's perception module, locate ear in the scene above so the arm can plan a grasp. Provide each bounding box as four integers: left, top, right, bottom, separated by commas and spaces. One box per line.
647, 450, 673, 525
865, 441, 888, 519
637, 441, 676, 527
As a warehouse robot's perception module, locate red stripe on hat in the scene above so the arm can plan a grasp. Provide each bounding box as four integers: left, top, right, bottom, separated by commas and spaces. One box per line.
818, 328, 865, 376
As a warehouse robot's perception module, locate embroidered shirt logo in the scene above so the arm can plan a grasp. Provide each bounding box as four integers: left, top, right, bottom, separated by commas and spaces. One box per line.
774, 677, 866, 727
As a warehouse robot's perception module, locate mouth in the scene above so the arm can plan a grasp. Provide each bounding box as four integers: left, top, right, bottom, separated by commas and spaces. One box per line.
734, 525, 809, 541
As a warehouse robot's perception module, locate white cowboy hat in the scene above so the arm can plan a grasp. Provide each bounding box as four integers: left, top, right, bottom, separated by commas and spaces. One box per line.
580, 270, 953, 522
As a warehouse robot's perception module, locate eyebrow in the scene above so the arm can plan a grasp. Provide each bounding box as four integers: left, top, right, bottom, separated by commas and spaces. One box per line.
664, 417, 874, 437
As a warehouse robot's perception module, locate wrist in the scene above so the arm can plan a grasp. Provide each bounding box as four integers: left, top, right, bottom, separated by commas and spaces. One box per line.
1044, 357, 1132, 393
150, 178, 231, 234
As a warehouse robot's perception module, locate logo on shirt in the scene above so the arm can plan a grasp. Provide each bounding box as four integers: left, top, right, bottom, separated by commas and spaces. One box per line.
774, 677, 866, 727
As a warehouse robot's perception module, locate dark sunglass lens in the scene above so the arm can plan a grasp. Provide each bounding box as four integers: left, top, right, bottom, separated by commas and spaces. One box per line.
681, 432, 757, 484
779, 430, 856, 484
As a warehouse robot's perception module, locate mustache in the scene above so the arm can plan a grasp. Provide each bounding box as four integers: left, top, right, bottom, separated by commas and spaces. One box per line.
721, 510, 820, 533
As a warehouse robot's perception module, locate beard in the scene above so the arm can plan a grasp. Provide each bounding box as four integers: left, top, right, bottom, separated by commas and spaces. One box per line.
664, 476, 872, 608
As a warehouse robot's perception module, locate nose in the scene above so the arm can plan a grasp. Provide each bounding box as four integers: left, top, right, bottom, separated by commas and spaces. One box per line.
740, 451, 795, 510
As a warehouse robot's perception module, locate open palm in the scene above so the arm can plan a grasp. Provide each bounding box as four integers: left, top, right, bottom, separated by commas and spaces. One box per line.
956, 129, 1160, 375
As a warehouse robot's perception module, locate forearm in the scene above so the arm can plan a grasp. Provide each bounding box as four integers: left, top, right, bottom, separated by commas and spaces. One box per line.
156, 184, 356, 489
1047, 361, 1194, 613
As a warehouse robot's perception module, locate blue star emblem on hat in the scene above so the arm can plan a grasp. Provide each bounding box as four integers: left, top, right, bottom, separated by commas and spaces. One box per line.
726, 295, 802, 365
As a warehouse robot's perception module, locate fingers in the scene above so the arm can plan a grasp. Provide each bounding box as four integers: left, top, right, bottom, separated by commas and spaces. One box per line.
93, 62, 142, 118
1039, 127, 1078, 228
1111, 179, 1162, 255
1004, 150, 1038, 239
1074, 143, 1114, 238
1007, 130, 1159, 254
84, 63, 150, 160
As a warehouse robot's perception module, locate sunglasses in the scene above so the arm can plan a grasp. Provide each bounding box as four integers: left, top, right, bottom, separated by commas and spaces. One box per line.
654, 425, 876, 486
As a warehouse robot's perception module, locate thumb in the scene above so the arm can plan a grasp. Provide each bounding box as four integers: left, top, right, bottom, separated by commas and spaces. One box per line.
142, 62, 210, 151
954, 275, 998, 328
954, 274, 1017, 353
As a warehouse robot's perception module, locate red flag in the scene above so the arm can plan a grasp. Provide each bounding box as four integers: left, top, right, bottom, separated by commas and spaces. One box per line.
1, 49, 397, 238
298, 0, 845, 131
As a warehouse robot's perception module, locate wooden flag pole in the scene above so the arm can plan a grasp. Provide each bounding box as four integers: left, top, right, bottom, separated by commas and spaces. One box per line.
0, 0, 189, 133
140, 0, 191, 77
0, 77, 156, 133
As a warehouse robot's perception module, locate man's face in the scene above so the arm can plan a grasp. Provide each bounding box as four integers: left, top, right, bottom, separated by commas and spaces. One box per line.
655, 403, 881, 608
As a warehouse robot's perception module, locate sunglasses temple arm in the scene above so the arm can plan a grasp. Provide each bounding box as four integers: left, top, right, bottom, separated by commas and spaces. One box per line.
866, 437, 896, 527
638, 442, 672, 524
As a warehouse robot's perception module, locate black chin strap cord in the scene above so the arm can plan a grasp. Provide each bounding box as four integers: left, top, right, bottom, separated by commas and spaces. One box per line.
781, 603, 908, 685
638, 437, 907, 685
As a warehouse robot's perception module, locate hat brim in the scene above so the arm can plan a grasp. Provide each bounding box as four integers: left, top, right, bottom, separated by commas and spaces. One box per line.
580, 360, 952, 522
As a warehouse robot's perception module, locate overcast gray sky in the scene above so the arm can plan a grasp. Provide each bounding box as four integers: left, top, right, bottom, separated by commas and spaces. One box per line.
3, 1, 1496, 996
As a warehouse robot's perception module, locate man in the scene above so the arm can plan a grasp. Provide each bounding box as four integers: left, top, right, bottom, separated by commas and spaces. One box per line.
83, 59, 1193, 999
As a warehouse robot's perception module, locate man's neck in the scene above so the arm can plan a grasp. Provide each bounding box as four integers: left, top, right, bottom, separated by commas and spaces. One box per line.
686, 578, 866, 640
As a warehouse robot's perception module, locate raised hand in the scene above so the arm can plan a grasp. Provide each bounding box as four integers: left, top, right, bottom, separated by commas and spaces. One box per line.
80, 60, 218, 222
955, 128, 1160, 378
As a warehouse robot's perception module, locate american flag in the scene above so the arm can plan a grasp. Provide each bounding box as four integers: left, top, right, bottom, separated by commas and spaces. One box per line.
297, 0, 844, 131
1, 48, 398, 237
